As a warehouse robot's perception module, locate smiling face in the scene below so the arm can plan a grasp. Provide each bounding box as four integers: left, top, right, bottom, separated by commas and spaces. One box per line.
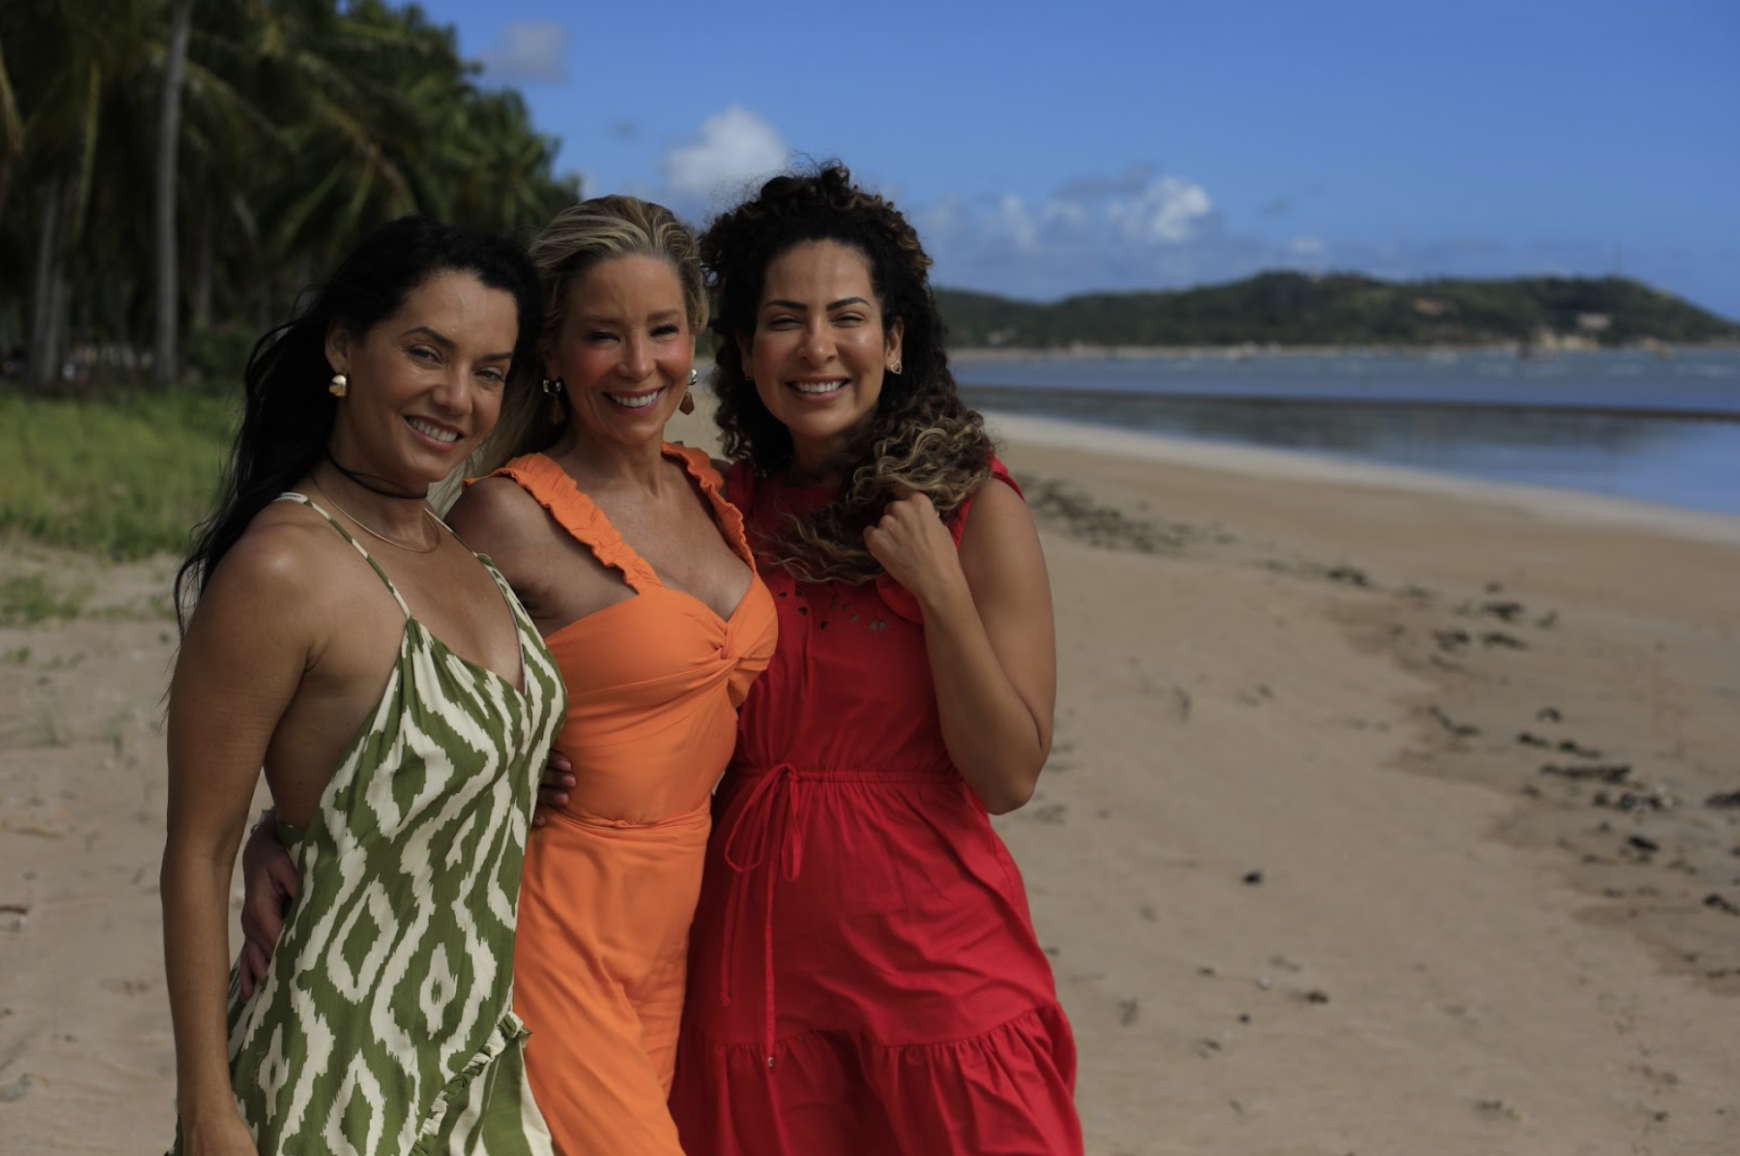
546, 255, 694, 454
324, 269, 519, 489
741, 240, 904, 478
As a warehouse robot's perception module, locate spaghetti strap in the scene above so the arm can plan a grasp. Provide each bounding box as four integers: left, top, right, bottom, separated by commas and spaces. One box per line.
273, 491, 412, 619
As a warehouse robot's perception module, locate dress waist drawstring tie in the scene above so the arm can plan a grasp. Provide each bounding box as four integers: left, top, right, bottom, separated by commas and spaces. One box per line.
717, 762, 806, 1068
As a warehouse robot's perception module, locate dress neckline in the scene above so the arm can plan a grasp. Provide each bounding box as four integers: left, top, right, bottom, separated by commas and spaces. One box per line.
277, 491, 530, 696
505, 446, 761, 631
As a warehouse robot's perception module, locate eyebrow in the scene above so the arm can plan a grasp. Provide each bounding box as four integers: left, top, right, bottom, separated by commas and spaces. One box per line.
402, 325, 513, 362
762, 296, 872, 313
574, 308, 685, 325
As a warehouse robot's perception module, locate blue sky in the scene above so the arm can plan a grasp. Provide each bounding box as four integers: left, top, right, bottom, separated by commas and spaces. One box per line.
420, 0, 1739, 318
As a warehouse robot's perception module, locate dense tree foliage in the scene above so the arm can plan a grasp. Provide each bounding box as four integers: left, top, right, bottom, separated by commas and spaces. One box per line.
0, 0, 579, 390
938, 273, 1740, 351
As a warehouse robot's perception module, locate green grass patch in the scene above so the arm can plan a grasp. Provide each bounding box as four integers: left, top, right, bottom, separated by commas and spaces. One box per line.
0, 387, 236, 559
0, 573, 89, 625
31, 704, 72, 747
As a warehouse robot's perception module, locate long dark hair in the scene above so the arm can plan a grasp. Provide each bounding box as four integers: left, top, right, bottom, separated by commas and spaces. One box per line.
174, 216, 542, 631
702, 162, 993, 584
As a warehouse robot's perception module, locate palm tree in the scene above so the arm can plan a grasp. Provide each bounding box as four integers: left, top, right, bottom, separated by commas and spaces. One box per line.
0, 0, 580, 390
152, 0, 191, 387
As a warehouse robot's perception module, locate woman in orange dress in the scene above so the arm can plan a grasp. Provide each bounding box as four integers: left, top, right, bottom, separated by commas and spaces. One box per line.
240, 196, 775, 1155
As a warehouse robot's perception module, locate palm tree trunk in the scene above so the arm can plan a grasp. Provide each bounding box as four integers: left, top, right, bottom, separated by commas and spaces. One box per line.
26, 174, 69, 392
192, 202, 214, 330
152, 0, 193, 389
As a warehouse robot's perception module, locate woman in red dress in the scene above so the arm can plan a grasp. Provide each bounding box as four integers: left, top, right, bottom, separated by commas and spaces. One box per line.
667, 164, 1083, 1155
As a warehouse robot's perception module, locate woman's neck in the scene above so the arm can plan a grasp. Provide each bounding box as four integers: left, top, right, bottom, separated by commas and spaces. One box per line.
785, 442, 850, 490
309, 463, 437, 549
551, 426, 671, 494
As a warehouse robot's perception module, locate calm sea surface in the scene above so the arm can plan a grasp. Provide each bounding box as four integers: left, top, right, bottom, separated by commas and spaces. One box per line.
952, 348, 1740, 516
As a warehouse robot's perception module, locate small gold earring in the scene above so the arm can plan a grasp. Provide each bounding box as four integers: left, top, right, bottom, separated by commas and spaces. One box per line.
888, 359, 902, 375
543, 376, 567, 425
328, 373, 348, 397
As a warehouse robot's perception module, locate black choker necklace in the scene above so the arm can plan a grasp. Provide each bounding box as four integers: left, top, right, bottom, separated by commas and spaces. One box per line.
324, 452, 428, 500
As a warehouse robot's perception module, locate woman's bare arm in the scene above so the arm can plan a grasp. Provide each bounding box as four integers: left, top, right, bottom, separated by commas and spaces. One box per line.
161, 527, 317, 1144
865, 481, 1056, 813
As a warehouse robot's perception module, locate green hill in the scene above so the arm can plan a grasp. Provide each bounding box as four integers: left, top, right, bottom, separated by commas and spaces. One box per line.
935, 273, 1740, 350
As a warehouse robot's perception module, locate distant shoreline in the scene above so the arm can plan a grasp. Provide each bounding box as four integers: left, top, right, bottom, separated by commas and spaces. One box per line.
950, 340, 1740, 361
957, 383, 1740, 424
981, 409, 1740, 543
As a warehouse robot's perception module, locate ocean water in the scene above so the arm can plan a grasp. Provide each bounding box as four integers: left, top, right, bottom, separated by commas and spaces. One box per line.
953, 348, 1740, 516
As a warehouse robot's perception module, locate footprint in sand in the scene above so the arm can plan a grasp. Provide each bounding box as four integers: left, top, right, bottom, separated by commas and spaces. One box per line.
100, 977, 150, 996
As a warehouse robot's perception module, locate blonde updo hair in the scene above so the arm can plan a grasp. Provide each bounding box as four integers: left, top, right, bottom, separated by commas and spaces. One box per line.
471, 195, 706, 476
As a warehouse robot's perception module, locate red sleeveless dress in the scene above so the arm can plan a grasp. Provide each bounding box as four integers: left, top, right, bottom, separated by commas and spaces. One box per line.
670, 461, 1082, 1156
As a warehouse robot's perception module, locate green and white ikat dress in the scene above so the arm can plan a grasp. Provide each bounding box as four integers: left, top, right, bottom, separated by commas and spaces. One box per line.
170, 495, 567, 1155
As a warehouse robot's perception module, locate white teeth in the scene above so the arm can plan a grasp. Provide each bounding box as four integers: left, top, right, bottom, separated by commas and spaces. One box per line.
408, 418, 459, 443
607, 392, 659, 409
792, 380, 846, 394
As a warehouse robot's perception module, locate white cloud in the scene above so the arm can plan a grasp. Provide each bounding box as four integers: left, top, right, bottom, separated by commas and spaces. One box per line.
896, 170, 1226, 296
914, 194, 970, 241
660, 107, 790, 202
477, 21, 569, 84
902, 168, 1279, 299
1040, 199, 1090, 230
989, 194, 1040, 252
1110, 177, 1215, 244
621, 143, 1326, 299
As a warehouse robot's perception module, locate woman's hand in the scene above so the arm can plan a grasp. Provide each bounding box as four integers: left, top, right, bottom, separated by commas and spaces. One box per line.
863, 492, 967, 612
534, 753, 577, 827
237, 814, 296, 999
180, 1108, 261, 1155
870, 480, 1056, 814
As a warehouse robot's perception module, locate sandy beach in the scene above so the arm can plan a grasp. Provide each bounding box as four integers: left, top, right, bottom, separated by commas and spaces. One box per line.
2, 408, 1737, 1155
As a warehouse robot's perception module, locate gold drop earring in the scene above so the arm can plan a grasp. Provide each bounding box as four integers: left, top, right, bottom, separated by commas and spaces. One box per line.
679, 368, 697, 416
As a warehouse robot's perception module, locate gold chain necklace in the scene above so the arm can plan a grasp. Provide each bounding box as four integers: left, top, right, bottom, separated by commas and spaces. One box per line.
313, 481, 441, 554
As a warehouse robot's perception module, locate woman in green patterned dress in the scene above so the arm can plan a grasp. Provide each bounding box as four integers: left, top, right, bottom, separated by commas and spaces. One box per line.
161, 217, 563, 1155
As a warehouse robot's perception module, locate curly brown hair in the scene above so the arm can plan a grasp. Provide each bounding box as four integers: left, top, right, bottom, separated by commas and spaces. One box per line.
703, 163, 993, 584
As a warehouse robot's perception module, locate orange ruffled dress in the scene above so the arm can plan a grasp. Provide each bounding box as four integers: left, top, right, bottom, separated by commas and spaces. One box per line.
481, 447, 777, 1156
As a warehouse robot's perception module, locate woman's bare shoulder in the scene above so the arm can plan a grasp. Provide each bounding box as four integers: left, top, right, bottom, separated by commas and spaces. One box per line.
183, 502, 358, 653
448, 476, 555, 543
219, 501, 350, 591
